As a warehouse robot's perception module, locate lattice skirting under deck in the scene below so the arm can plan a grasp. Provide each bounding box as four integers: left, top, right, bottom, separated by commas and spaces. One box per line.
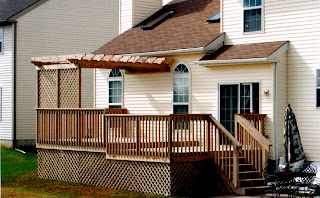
38, 149, 211, 195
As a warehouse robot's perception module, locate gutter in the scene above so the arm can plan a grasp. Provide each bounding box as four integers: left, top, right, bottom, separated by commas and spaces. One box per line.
194, 57, 280, 66
122, 34, 225, 57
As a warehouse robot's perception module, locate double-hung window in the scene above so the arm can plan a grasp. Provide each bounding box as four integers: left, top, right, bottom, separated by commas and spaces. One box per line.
316, 70, 320, 107
243, 0, 262, 32
0, 27, 3, 53
108, 69, 123, 108
173, 64, 190, 114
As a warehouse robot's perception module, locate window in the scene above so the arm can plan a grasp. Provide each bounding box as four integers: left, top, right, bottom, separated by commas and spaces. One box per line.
173, 64, 190, 114
207, 11, 220, 23
316, 70, 320, 107
243, 0, 262, 32
108, 69, 123, 108
0, 27, 3, 53
141, 10, 175, 31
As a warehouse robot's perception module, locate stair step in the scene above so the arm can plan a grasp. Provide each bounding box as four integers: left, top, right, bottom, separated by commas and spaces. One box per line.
239, 171, 260, 179
242, 185, 270, 195
239, 178, 266, 187
239, 163, 253, 171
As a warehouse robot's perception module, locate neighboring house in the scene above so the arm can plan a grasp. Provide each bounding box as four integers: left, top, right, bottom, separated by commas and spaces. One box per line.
30, 0, 320, 196
0, 0, 162, 148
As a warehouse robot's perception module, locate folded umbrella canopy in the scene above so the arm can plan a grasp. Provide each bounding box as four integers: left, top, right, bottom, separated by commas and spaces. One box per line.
284, 104, 305, 167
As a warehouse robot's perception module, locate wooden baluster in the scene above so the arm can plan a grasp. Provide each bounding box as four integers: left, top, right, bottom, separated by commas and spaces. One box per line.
233, 144, 239, 188
168, 116, 172, 161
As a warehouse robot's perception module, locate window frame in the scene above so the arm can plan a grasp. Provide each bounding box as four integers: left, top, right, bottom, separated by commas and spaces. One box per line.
172, 63, 191, 114
108, 69, 123, 108
316, 69, 320, 108
242, 0, 264, 33
0, 27, 3, 54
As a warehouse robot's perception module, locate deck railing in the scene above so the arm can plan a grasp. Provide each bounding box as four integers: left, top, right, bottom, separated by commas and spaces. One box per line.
36, 109, 246, 188
240, 114, 266, 135
37, 108, 105, 148
234, 114, 271, 177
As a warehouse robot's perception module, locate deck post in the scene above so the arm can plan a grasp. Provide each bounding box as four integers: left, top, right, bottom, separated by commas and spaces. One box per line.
168, 116, 172, 161
233, 144, 239, 188
234, 114, 238, 141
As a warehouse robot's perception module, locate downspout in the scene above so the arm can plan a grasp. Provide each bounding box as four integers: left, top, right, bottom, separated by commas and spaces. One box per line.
274, 62, 279, 168
12, 22, 17, 149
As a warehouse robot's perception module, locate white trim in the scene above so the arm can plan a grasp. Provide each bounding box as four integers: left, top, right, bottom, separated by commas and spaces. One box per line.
172, 62, 191, 114
0, 27, 3, 54
108, 69, 123, 108
242, 0, 264, 34
122, 34, 225, 56
316, 69, 320, 108
218, 82, 260, 123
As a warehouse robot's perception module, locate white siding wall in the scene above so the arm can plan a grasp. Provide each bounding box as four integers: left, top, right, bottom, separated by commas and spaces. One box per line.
120, 0, 162, 33
15, 0, 119, 143
95, 69, 110, 108
222, 0, 320, 161
0, 25, 13, 142
120, 0, 132, 33
133, 0, 162, 27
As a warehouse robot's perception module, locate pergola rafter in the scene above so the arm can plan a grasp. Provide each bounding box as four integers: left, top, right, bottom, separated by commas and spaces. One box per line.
32, 54, 173, 73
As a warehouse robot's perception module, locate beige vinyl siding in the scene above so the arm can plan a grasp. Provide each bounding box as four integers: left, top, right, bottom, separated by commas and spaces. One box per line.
222, 0, 320, 161
133, 0, 162, 27
95, 54, 274, 147
120, 0, 132, 33
15, 0, 119, 142
95, 69, 110, 108
120, 0, 162, 33
0, 25, 13, 141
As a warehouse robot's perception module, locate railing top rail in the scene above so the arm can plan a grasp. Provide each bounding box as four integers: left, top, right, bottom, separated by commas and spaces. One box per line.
36, 108, 105, 111
104, 114, 211, 117
207, 115, 242, 148
236, 114, 271, 151
240, 114, 267, 117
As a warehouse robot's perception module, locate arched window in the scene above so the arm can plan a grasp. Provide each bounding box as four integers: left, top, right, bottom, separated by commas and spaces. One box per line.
108, 69, 123, 108
173, 64, 190, 114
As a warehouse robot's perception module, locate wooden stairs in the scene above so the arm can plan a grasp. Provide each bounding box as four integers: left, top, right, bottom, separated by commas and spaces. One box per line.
211, 114, 272, 196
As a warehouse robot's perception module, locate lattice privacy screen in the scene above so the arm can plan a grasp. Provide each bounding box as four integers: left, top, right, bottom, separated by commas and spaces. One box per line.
38, 70, 57, 108
37, 149, 211, 196
59, 69, 78, 108
38, 69, 79, 108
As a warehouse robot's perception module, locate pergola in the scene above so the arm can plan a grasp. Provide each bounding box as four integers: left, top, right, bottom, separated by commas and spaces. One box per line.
32, 54, 173, 108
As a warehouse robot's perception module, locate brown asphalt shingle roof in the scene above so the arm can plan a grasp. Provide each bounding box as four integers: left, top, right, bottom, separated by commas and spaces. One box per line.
94, 0, 221, 55
200, 41, 288, 60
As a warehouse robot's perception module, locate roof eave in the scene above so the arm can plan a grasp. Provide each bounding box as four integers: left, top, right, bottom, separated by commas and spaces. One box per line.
121, 34, 225, 57
195, 41, 289, 66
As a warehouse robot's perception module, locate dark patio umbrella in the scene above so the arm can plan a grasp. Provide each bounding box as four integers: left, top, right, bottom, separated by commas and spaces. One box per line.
284, 104, 305, 166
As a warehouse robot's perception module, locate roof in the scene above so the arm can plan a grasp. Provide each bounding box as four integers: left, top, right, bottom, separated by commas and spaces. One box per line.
200, 41, 289, 61
0, 0, 41, 22
94, 0, 221, 55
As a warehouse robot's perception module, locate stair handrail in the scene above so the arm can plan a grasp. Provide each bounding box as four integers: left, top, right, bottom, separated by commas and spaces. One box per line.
207, 115, 242, 148
235, 115, 271, 152
207, 115, 242, 188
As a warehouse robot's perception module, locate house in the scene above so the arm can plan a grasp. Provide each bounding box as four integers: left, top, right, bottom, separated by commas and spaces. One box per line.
0, 0, 162, 148
31, 0, 319, 196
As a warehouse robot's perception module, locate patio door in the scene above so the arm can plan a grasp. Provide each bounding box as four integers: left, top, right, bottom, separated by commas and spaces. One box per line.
219, 83, 259, 134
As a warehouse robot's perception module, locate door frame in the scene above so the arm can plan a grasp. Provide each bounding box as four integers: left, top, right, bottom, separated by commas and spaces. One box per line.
218, 81, 261, 123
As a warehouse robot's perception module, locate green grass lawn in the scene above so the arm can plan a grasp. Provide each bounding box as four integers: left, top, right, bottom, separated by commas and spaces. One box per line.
1, 147, 170, 198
